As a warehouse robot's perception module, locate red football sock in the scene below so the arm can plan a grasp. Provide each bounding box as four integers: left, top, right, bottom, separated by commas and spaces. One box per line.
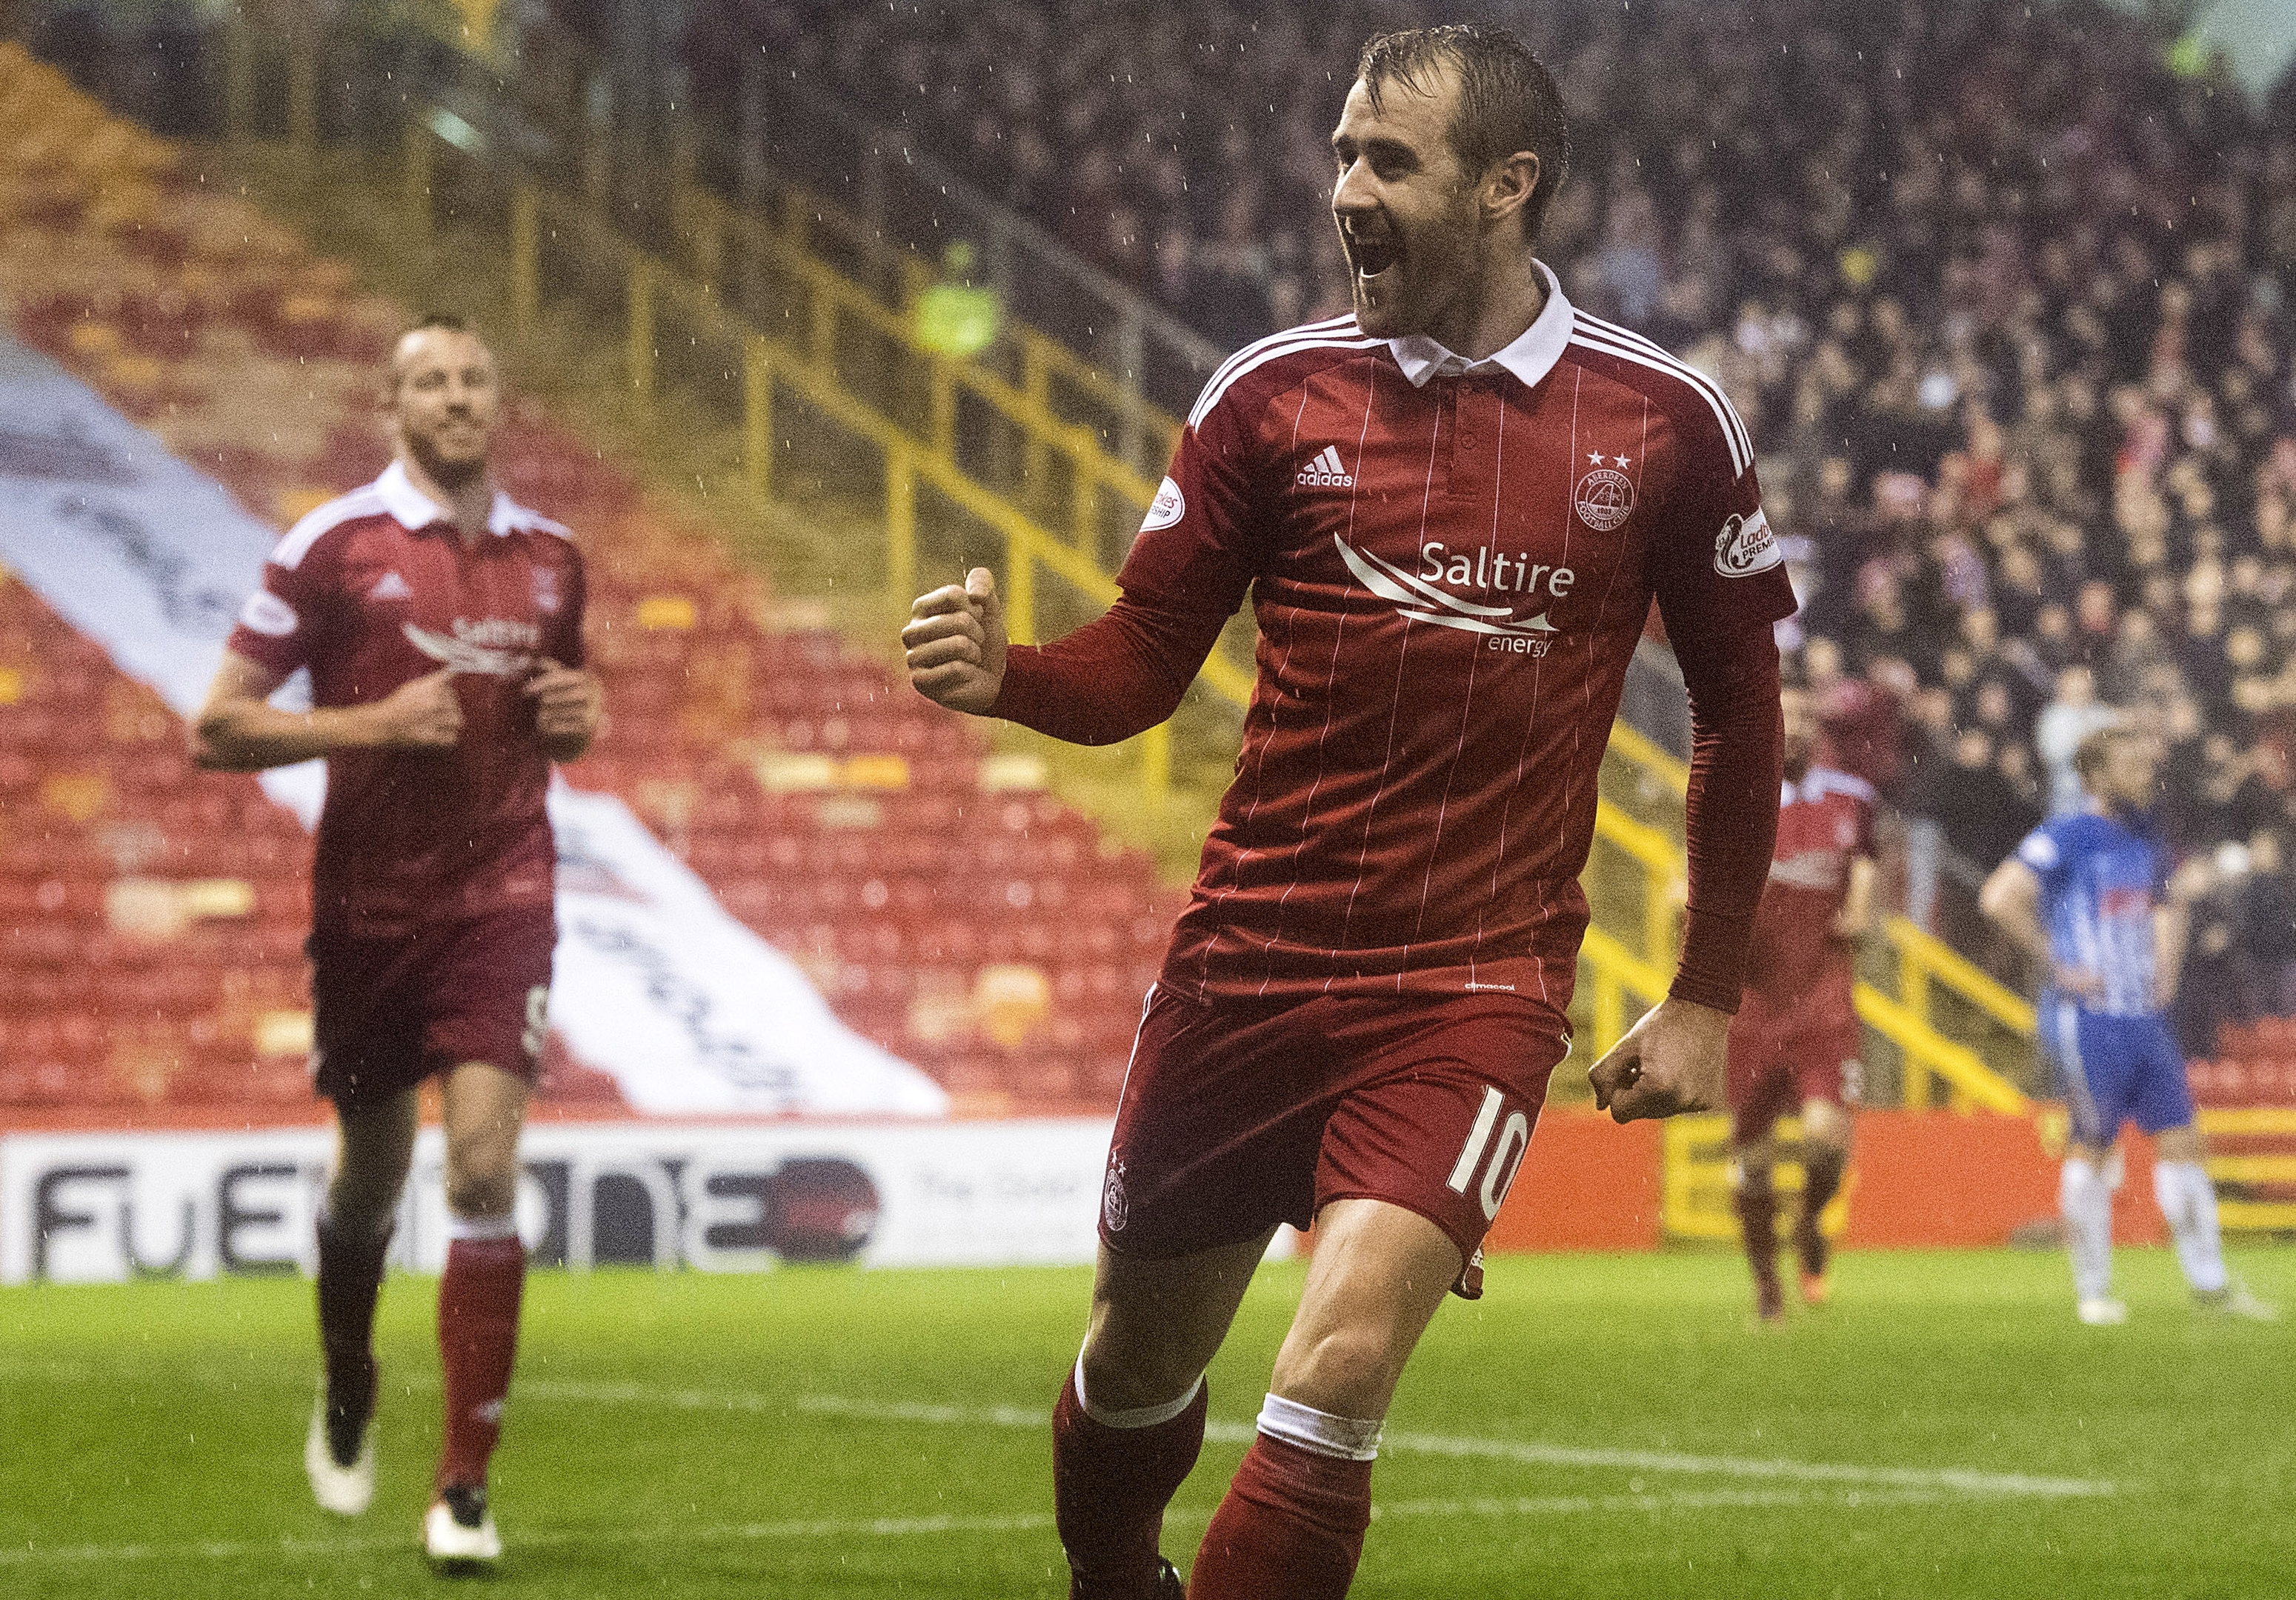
315, 1208, 390, 1423
1053, 1364, 1208, 1598
435, 1231, 525, 1493
1735, 1181, 1781, 1312
1797, 1146, 1846, 1279
1190, 1433, 1374, 1599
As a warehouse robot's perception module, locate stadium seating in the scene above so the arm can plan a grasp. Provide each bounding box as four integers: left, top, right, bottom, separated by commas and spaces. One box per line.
0, 43, 1179, 1119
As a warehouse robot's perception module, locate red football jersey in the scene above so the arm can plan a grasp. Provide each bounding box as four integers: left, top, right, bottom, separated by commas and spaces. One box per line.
1080, 270, 1797, 1006
1742, 766, 1877, 1007
224, 461, 587, 936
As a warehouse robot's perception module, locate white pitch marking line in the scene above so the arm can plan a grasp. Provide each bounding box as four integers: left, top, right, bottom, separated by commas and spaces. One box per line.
515, 1384, 2115, 1500
0, 1485, 1972, 1568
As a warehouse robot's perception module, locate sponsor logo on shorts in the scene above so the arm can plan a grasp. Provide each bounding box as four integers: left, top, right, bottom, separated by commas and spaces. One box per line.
1101, 1158, 1128, 1234
1714, 507, 1781, 576
1574, 454, 1637, 530
239, 590, 298, 638
1140, 476, 1186, 531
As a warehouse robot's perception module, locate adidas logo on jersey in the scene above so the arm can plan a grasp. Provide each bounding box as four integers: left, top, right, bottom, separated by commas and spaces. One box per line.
368, 571, 413, 601
1296, 445, 1355, 488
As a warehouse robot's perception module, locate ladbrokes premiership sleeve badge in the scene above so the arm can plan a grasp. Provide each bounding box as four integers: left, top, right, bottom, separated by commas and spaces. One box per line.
1713, 507, 1782, 576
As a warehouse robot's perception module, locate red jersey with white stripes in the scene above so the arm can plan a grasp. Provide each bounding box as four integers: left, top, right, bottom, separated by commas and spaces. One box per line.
1067, 266, 1796, 1007
1743, 766, 1877, 1010
224, 461, 587, 936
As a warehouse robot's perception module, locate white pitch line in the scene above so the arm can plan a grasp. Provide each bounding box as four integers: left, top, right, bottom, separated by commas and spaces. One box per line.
516, 1384, 2114, 1501
0, 1484, 1972, 1569
0, 1513, 1055, 1569
10, 1372, 2116, 1501
1377, 1426, 2115, 1501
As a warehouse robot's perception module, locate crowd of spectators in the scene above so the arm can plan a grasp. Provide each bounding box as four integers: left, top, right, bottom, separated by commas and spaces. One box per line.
659, 2, 2296, 1025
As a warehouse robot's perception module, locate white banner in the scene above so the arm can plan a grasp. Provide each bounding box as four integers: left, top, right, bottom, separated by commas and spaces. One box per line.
0, 1120, 1114, 1284
0, 333, 946, 1118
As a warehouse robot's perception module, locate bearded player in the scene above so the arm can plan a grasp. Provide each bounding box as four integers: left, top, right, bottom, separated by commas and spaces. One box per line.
1727, 673, 1876, 1323
191, 316, 602, 1564
904, 24, 1791, 1599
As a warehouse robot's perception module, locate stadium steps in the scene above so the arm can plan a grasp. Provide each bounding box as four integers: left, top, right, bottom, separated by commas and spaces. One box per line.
0, 44, 1179, 1118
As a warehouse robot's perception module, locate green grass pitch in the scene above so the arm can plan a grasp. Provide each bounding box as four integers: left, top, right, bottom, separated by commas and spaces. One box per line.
3, 1246, 2291, 1598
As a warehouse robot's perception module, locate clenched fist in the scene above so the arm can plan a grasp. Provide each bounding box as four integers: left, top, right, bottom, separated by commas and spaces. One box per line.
372, 667, 464, 750
1587, 996, 1731, 1123
523, 656, 605, 755
902, 567, 1008, 716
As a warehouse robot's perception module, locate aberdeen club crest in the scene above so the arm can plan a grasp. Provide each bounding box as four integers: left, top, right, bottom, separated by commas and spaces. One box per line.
1573, 455, 1636, 531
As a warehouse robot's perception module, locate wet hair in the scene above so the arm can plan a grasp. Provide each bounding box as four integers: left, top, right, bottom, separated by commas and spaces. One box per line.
389, 314, 490, 392
1356, 23, 1572, 239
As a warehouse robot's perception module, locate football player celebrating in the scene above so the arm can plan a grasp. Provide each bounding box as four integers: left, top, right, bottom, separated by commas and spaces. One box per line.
906, 24, 1790, 1599
1982, 726, 2275, 1326
1726, 672, 1877, 1322
193, 316, 602, 1564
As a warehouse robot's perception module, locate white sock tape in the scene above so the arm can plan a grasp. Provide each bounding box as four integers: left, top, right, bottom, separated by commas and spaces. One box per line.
447, 1212, 520, 1243
1257, 1393, 1382, 1461
1074, 1354, 1203, 1430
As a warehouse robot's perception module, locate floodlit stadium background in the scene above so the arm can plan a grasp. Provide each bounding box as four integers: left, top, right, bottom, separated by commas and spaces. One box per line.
1, 3, 2293, 1596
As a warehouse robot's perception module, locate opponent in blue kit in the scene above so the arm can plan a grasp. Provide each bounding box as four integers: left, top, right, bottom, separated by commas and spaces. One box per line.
1981, 726, 2275, 1324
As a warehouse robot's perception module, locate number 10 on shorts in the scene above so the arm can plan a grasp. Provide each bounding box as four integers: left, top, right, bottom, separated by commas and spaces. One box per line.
1445, 1086, 1531, 1221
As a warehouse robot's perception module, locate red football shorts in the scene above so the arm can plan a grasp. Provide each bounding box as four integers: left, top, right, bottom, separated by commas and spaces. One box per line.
1099, 985, 1569, 1278
1726, 984, 1860, 1145
307, 910, 556, 1112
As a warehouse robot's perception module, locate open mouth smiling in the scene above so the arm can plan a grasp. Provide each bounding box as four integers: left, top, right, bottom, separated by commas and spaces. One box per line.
1345, 224, 1400, 286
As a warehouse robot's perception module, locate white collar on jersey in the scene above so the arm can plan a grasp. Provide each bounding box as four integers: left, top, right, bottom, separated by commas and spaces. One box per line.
1387, 261, 1574, 390
373, 458, 532, 537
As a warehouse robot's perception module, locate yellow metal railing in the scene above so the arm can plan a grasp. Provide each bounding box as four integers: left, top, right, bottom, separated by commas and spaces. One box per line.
672, 176, 1185, 491
661, 184, 1177, 569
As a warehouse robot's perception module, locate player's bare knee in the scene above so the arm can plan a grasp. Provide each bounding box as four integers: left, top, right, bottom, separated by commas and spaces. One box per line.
1800, 1102, 1852, 1155
1271, 1323, 1403, 1419
444, 1155, 518, 1220
1078, 1317, 1202, 1412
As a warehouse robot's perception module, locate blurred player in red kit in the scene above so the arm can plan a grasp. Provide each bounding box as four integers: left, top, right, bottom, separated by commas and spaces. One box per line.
905, 24, 1791, 1597
192, 316, 602, 1567
1727, 673, 1877, 1323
